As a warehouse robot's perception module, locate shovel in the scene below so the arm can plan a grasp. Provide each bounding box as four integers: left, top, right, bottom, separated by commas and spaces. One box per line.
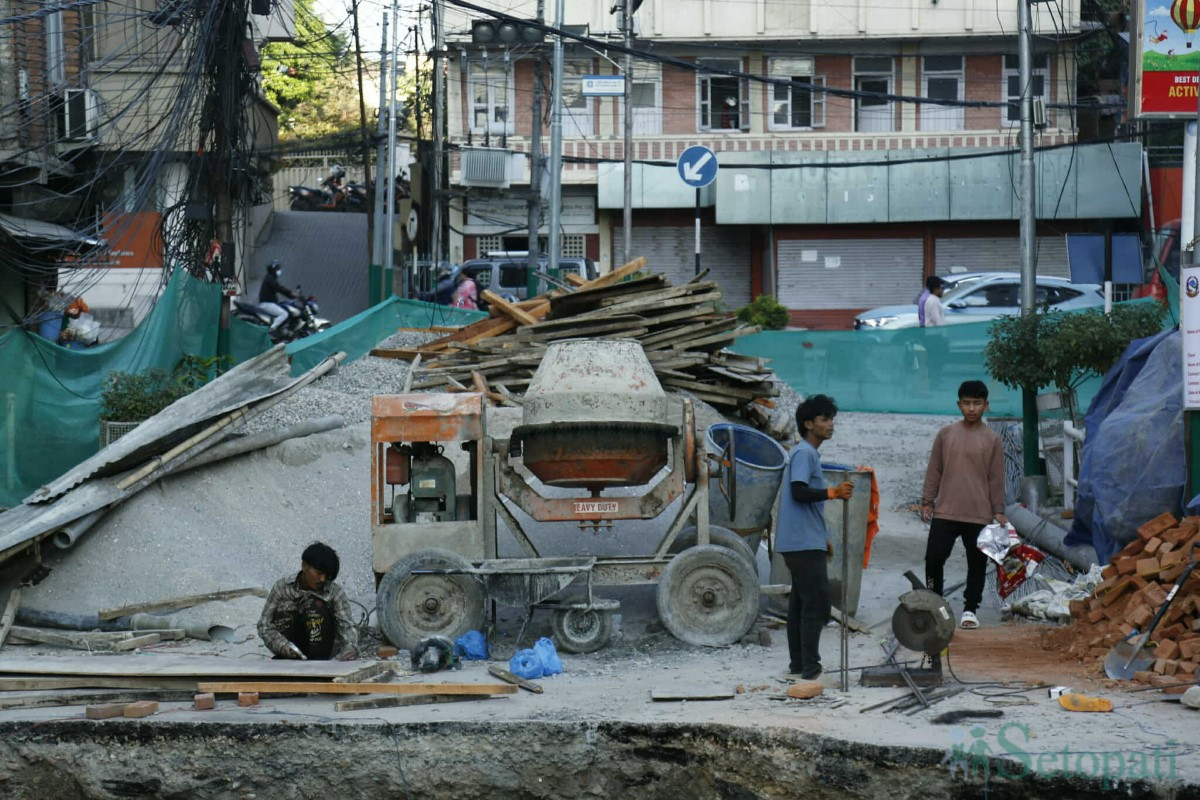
1104, 543, 1199, 680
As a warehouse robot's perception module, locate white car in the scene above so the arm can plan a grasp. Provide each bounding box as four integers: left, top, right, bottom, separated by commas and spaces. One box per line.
854, 274, 1105, 330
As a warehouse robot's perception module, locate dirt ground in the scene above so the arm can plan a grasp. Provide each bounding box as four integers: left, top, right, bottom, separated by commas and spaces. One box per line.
2, 360, 1198, 794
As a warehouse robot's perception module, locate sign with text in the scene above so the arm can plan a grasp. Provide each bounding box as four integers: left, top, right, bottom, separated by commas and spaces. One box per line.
581, 75, 625, 96
1181, 265, 1200, 408
1133, 0, 1200, 117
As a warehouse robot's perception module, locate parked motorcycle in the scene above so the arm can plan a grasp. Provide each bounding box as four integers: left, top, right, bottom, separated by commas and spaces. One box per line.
232, 289, 331, 342
289, 165, 354, 212
343, 182, 369, 212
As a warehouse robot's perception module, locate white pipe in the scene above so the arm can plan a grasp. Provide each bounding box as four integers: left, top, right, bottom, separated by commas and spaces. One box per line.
53, 507, 108, 550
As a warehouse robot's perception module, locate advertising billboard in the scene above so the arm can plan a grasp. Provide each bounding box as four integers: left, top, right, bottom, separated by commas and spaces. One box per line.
1133, 0, 1200, 117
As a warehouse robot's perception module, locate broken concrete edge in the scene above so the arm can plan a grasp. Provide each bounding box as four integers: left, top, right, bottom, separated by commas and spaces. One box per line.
3, 719, 1191, 794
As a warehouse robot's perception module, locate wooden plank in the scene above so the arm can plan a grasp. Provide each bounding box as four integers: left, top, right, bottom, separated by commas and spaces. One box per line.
573, 292, 724, 321
334, 694, 494, 712
332, 661, 394, 684
673, 325, 760, 349
196, 681, 518, 696
597, 282, 717, 308
581, 256, 645, 290
0, 589, 20, 652
650, 686, 736, 701
659, 377, 763, 401
481, 290, 540, 326
99, 587, 269, 621
487, 664, 544, 694
0, 690, 196, 711
368, 348, 420, 361
0, 676, 201, 692
0, 655, 373, 679
563, 273, 587, 287
112, 634, 162, 652
8, 626, 102, 650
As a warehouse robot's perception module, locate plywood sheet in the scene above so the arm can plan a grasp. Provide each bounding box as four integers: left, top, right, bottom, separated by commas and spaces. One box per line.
0, 655, 376, 680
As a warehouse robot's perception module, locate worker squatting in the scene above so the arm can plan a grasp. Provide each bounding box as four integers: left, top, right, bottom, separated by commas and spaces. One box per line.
947, 723, 1180, 788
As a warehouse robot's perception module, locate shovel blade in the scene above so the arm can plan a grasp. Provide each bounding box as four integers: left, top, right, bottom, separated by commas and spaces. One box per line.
1104, 639, 1155, 681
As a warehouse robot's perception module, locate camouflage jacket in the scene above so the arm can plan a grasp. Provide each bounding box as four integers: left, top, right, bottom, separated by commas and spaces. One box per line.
257, 573, 357, 659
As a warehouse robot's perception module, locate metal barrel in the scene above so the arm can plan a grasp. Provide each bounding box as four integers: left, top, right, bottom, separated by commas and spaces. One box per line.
706, 423, 788, 536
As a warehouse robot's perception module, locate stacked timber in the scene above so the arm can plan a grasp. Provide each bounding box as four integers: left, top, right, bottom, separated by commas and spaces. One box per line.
1059, 513, 1200, 690
373, 257, 780, 429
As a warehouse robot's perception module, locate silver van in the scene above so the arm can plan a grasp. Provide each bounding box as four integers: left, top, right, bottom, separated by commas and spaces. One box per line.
460, 252, 599, 303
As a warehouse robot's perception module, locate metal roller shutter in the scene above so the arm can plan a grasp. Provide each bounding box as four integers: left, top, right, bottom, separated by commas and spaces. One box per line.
935, 236, 1069, 278
776, 238, 923, 309
616, 226, 752, 309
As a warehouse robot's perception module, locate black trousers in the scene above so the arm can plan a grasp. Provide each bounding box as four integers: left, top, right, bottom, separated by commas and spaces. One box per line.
925, 518, 988, 613
783, 550, 830, 677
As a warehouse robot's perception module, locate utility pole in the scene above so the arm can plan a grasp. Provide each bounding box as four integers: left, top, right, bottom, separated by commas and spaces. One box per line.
547, 0, 565, 273
370, 12, 390, 305
1018, 0, 1040, 478
622, 0, 634, 266
384, 0, 400, 298
351, 0, 373, 264
432, 0, 445, 268
527, 0, 545, 273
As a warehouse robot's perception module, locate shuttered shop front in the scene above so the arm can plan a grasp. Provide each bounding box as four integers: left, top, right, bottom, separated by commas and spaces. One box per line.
616, 225, 752, 308
776, 238, 923, 308
934, 237, 1069, 278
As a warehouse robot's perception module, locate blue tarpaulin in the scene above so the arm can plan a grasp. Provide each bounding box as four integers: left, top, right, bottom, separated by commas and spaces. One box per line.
1065, 329, 1184, 563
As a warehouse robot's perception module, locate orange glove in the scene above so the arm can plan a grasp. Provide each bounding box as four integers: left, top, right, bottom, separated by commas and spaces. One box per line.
827, 481, 853, 501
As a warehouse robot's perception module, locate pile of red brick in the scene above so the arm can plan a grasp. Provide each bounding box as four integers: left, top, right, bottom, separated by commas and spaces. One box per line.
1065, 512, 1200, 690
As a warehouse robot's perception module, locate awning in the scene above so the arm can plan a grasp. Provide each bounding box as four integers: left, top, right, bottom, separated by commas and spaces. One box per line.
0, 212, 105, 252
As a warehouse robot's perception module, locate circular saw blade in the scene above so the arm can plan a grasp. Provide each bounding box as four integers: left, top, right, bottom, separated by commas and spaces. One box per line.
892, 590, 956, 655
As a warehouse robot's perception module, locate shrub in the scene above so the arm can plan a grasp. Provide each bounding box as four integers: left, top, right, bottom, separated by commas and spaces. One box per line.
735, 295, 789, 330
99, 354, 231, 422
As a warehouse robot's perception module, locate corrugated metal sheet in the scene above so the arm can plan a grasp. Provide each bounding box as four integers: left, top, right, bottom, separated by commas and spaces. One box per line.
24, 346, 293, 505
934, 236, 1069, 278
616, 225, 752, 308
777, 238, 923, 308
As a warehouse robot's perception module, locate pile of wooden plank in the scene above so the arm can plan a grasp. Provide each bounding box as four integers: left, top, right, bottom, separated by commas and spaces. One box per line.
372, 257, 780, 428
1062, 512, 1200, 690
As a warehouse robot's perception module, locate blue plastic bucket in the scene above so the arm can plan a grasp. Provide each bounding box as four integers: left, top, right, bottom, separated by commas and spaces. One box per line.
33, 311, 64, 342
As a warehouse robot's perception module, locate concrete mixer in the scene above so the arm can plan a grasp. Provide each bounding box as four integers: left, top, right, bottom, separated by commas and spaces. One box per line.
370, 339, 781, 653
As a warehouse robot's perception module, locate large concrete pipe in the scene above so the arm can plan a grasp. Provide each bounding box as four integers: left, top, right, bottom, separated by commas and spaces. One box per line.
1006, 503, 1098, 572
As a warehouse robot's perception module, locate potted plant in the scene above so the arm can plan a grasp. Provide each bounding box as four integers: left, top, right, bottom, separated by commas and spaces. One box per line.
735, 295, 790, 330
98, 355, 229, 447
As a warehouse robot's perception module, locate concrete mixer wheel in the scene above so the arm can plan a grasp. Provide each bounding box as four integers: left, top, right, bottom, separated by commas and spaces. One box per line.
551, 608, 613, 654
657, 544, 759, 647
669, 524, 755, 567
377, 549, 485, 651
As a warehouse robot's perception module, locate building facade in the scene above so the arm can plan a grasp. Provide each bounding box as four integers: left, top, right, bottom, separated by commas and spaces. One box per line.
443, 0, 1139, 328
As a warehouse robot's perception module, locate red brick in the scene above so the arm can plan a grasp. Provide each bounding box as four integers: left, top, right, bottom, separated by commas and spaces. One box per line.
123, 701, 158, 719
1161, 548, 1190, 568
1154, 658, 1169, 675
1163, 682, 1191, 695
1087, 607, 1108, 624
1141, 584, 1168, 608
193, 693, 215, 711
1143, 538, 1164, 556
1160, 563, 1187, 583
1117, 623, 1135, 637
85, 703, 127, 720
1137, 512, 1179, 540
1163, 527, 1193, 545
1114, 557, 1139, 576
1128, 604, 1154, 630
1130, 575, 1149, 590
1069, 599, 1087, 619
237, 692, 259, 707
378, 646, 399, 658
1101, 564, 1118, 579
1151, 673, 1180, 686
1156, 640, 1180, 661
1133, 670, 1156, 684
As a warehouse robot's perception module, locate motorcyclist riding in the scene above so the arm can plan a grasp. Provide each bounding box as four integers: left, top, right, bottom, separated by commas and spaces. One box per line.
321, 165, 347, 207
258, 260, 298, 340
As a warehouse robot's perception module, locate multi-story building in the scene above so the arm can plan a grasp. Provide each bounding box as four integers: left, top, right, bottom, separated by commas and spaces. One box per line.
444, 0, 1140, 328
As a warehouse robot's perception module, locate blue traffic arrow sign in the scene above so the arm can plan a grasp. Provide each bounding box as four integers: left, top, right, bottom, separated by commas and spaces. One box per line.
677, 145, 718, 188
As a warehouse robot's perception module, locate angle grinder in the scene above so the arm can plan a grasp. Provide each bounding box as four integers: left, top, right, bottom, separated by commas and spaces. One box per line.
861, 571, 955, 688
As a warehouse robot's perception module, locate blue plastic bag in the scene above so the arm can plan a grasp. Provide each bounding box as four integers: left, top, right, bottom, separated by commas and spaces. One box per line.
453, 630, 489, 660
533, 637, 563, 676
509, 650, 543, 679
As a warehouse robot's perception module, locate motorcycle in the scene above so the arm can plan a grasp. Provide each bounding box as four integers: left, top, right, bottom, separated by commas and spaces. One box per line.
343, 182, 369, 212
288, 183, 350, 212
232, 288, 331, 342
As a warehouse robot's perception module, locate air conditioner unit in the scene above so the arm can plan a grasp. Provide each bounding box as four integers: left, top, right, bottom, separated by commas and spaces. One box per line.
459, 147, 523, 189
59, 88, 99, 144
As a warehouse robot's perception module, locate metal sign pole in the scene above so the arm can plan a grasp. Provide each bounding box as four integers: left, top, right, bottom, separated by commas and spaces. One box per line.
694, 187, 701, 276
840, 497, 849, 693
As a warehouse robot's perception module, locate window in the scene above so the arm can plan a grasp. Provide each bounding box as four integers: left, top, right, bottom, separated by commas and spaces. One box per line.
562, 60, 593, 137
921, 56, 963, 131
698, 58, 748, 132
561, 235, 585, 258
499, 264, 528, 288
1003, 54, 1049, 125
46, 8, 65, 85
768, 58, 825, 130
854, 57, 893, 133
476, 235, 503, 255
468, 57, 514, 137
621, 63, 662, 135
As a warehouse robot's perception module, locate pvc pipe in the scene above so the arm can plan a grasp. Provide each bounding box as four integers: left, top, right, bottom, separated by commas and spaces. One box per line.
1005, 503, 1098, 572
15, 608, 235, 642
52, 507, 108, 550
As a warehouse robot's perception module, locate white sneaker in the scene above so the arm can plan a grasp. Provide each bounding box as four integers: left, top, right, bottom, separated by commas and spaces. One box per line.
960, 611, 979, 629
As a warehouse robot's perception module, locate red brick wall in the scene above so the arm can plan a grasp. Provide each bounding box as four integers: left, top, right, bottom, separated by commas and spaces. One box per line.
663, 60, 699, 135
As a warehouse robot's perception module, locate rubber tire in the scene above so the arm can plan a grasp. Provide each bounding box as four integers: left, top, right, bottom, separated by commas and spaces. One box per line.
290, 197, 312, 211
656, 544, 760, 647
668, 524, 755, 567
551, 608, 613, 654
376, 549, 485, 651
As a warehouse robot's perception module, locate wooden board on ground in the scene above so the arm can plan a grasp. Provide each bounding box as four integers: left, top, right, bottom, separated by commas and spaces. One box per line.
650, 686, 736, 701
332, 661, 393, 683
0, 655, 375, 680
0, 689, 197, 711
487, 664, 544, 694
98, 587, 269, 621
196, 681, 518, 696
334, 694, 495, 712
0, 676, 202, 692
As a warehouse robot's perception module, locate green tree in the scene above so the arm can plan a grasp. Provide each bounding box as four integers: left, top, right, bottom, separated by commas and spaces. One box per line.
261, 0, 349, 131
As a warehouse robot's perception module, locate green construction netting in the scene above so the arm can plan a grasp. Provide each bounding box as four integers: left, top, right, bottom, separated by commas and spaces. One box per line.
0, 270, 487, 509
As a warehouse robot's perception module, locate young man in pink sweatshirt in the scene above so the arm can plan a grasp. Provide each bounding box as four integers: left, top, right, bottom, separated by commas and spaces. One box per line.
920, 380, 1008, 630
